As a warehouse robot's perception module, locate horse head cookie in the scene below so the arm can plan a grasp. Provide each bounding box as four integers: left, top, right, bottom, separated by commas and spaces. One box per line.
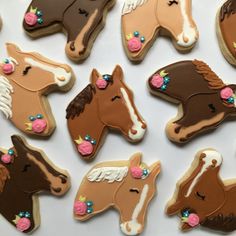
216, 0, 236, 66
74, 153, 161, 235
66, 65, 147, 161
166, 149, 236, 233
23, 0, 116, 62
0, 135, 70, 233
148, 60, 236, 143
121, 0, 199, 62
0, 43, 74, 136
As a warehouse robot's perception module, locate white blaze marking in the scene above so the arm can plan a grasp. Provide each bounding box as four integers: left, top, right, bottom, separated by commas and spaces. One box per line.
25, 58, 71, 87
186, 150, 222, 197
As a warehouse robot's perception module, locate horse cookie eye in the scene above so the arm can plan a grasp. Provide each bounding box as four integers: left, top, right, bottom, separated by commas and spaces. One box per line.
23, 66, 32, 75
129, 188, 139, 194
22, 164, 31, 172
196, 191, 205, 200
168, 0, 178, 6
111, 95, 121, 101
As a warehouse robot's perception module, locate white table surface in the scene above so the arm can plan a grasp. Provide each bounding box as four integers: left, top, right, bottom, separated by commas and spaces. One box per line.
1, 0, 236, 235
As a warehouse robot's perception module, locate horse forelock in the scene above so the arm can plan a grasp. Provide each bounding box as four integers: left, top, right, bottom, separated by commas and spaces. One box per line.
122, 0, 147, 15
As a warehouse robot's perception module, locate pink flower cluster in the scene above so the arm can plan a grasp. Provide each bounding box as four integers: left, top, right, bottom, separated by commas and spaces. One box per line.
32, 119, 47, 133
74, 201, 87, 216
128, 37, 142, 53
78, 141, 93, 156
186, 213, 199, 227
16, 217, 31, 232
220, 87, 233, 100
151, 74, 164, 88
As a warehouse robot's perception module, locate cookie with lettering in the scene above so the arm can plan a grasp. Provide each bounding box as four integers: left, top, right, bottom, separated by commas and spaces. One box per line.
166, 149, 236, 233
148, 59, 236, 143
121, 0, 199, 62
0, 135, 70, 233
0, 43, 74, 136
216, 0, 236, 66
66, 65, 147, 161
23, 0, 116, 62
74, 152, 161, 235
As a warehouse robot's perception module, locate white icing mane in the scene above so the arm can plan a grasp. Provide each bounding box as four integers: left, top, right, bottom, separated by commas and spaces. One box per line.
0, 76, 13, 118
87, 166, 128, 183
122, 0, 147, 15
185, 150, 222, 197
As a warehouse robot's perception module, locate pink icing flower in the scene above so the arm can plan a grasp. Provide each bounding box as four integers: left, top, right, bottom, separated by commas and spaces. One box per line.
2, 63, 14, 75
187, 213, 199, 227
16, 217, 31, 232
96, 79, 107, 89
127, 37, 142, 52
1, 154, 12, 164
32, 119, 47, 133
24, 12, 38, 26
131, 167, 143, 179
220, 87, 233, 100
151, 75, 164, 88
74, 201, 87, 216
78, 141, 93, 156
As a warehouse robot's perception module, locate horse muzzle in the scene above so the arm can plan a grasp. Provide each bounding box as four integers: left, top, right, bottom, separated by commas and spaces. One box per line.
50, 174, 70, 196
176, 27, 198, 48
120, 220, 143, 235
128, 123, 146, 141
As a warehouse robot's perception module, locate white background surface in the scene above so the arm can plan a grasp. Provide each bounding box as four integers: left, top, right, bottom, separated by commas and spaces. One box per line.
0, 0, 236, 235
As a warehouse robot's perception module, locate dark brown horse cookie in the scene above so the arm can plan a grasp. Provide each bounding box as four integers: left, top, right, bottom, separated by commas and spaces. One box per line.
66, 65, 147, 161
0, 135, 70, 233
166, 149, 236, 233
216, 0, 236, 66
148, 60, 236, 143
23, 0, 116, 62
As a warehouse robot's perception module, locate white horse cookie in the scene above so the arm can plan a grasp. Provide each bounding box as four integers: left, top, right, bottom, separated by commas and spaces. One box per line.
73, 153, 161, 235
0, 43, 75, 136
121, 0, 199, 62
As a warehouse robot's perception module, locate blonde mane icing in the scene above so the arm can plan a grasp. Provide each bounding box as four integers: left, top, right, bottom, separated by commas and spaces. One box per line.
122, 0, 147, 15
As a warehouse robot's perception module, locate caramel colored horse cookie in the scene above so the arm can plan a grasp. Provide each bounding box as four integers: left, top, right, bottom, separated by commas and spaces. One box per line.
166, 149, 236, 233
0, 135, 70, 233
148, 59, 236, 143
216, 0, 236, 66
66, 65, 147, 161
0, 43, 75, 137
74, 153, 161, 235
23, 0, 116, 62
121, 0, 199, 62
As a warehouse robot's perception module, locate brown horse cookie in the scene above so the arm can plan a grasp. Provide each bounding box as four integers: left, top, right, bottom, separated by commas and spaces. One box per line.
216, 0, 236, 66
73, 152, 161, 235
148, 59, 236, 143
0, 135, 70, 233
166, 149, 236, 233
66, 65, 147, 161
121, 0, 199, 62
23, 0, 116, 62
0, 43, 75, 137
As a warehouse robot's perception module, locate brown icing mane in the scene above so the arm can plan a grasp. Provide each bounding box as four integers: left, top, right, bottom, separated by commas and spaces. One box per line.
66, 84, 96, 119
192, 60, 226, 90
202, 214, 236, 232
0, 164, 10, 193
220, 0, 236, 21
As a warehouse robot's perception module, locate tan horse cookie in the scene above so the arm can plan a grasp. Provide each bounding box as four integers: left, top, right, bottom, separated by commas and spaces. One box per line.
74, 152, 161, 235
0, 43, 75, 137
121, 0, 199, 62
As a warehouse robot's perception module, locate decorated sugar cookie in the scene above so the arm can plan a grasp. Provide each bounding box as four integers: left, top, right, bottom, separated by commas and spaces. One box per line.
74, 153, 161, 235
166, 149, 236, 233
121, 0, 199, 62
0, 135, 70, 233
23, 0, 116, 62
66, 65, 147, 161
148, 60, 236, 143
0, 43, 74, 136
216, 0, 236, 66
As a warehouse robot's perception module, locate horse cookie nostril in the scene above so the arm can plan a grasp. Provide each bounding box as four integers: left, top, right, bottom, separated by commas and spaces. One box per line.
131, 129, 137, 135
52, 187, 62, 193
183, 36, 189, 43
58, 77, 66, 81
59, 175, 67, 184
142, 123, 147, 129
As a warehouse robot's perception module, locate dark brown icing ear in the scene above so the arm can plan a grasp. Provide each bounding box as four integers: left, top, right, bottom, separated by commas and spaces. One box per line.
11, 135, 26, 153
0, 164, 10, 192
112, 65, 124, 81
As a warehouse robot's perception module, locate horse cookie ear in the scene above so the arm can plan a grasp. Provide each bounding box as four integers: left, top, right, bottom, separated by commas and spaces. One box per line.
129, 152, 142, 167
112, 65, 124, 81
150, 161, 161, 177
6, 43, 22, 58
90, 68, 101, 84
0, 164, 10, 192
11, 135, 27, 154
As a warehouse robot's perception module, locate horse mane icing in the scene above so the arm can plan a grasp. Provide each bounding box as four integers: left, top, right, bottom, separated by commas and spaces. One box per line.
220, 0, 236, 21
0, 160, 10, 193
0, 76, 14, 119
66, 84, 96, 119
87, 166, 128, 183
192, 60, 226, 90
122, 0, 147, 15
202, 214, 236, 232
